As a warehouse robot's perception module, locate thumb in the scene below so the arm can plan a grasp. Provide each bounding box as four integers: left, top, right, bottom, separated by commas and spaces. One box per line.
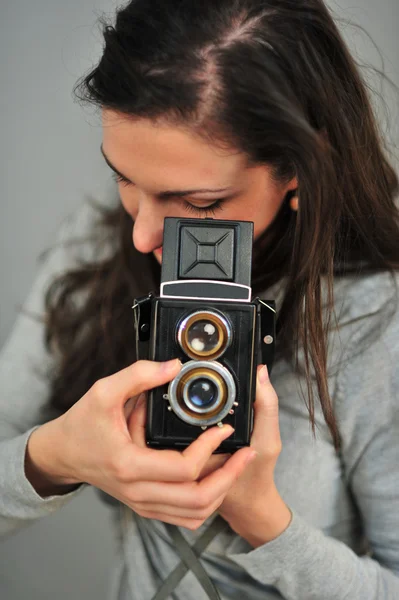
250, 365, 281, 450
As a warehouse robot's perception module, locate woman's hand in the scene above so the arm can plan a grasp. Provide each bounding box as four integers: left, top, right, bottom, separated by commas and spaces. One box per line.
29, 359, 255, 530
216, 365, 292, 547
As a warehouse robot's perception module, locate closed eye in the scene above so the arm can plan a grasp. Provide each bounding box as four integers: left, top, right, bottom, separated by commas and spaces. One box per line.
113, 172, 227, 215
183, 199, 226, 216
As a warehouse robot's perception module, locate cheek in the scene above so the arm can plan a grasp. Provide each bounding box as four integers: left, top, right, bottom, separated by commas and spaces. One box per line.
229, 195, 285, 240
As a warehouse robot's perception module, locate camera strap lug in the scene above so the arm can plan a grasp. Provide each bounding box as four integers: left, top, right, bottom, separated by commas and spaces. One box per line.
132, 293, 154, 360
255, 297, 276, 372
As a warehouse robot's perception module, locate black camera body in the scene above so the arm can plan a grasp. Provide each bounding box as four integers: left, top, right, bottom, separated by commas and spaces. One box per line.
134, 217, 276, 453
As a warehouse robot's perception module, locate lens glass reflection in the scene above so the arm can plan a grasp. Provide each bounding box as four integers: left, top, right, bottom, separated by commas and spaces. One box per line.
187, 320, 220, 353
187, 377, 217, 408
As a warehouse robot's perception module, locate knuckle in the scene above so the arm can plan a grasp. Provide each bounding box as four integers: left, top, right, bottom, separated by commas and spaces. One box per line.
91, 378, 112, 404
197, 510, 212, 520
109, 453, 131, 483
268, 399, 279, 416
124, 488, 141, 504
266, 440, 282, 458
192, 492, 211, 510
212, 498, 224, 513
132, 360, 151, 378
134, 359, 146, 367
181, 460, 201, 482
132, 506, 146, 517
185, 519, 204, 531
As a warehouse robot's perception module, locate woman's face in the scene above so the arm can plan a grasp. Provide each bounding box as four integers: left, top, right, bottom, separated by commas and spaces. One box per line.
102, 110, 297, 263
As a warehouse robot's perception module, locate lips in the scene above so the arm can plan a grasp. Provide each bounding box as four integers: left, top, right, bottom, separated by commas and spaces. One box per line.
154, 246, 163, 258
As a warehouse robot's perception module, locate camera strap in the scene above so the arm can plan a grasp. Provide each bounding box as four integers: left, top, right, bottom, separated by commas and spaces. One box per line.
151, 516, 229, 600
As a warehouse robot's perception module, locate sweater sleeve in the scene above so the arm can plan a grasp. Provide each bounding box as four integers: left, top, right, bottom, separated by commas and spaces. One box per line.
227, 275, 399, 599
0, 202, 112, 539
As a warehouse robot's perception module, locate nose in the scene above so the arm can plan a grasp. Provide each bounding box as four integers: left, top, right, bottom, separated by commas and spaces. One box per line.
132, 196, 165, 254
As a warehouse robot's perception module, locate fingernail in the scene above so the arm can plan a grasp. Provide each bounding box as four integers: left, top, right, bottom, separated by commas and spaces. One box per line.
221, 424, 234, 436
258, 364, 269, 385
161, 358, 182, 372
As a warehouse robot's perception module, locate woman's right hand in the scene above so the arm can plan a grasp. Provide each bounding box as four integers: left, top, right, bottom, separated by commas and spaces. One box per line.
26, 359, 255, 529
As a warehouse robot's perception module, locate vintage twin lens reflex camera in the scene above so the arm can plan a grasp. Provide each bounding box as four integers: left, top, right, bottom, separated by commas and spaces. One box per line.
133, 217, 276, 453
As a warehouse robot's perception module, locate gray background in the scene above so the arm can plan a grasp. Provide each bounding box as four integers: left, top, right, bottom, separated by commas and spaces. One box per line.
0, 1, 398, 599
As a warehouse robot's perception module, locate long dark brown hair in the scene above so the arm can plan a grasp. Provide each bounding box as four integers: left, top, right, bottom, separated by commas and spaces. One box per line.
43, 0, 399, 450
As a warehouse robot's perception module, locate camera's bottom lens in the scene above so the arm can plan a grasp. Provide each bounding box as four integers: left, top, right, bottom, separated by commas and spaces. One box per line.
188, 378, 217, 408
168, 360, 236, 427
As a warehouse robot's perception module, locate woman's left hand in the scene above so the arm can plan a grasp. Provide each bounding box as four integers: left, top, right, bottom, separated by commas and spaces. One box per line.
216, 364, 292, 548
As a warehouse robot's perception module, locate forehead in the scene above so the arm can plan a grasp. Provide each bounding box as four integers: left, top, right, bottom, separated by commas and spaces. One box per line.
101, 110, 249, 187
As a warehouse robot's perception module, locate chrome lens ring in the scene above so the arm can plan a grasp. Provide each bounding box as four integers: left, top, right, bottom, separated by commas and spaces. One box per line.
168, 360, 236, 427
177, 310, 232, 361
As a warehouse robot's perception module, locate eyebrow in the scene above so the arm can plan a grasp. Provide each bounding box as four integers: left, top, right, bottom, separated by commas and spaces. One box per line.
100, 145, 233, 199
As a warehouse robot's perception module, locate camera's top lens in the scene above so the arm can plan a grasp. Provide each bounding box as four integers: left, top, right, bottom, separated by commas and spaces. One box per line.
178, 310, 232, 360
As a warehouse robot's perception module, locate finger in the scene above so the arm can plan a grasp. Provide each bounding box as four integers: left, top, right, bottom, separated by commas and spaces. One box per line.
127, 393, 147, 447
197, 454, 231, 480
124, 395, 140, 421
188, 446, 256, 504
250, 365, 281, 449
94, 359, 182, 407
132, 509, 204, 531
132, 494, 226, 520
129, 425, 235, 482
129, 446, 255, 506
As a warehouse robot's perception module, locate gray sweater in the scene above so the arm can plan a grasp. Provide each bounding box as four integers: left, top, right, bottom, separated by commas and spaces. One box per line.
1, 202, 399, 600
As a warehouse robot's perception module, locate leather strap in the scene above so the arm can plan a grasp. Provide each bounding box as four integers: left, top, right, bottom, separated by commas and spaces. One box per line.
151, 516, 228, 600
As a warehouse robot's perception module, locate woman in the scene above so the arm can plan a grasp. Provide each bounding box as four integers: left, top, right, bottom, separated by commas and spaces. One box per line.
1, 0, 398, 598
